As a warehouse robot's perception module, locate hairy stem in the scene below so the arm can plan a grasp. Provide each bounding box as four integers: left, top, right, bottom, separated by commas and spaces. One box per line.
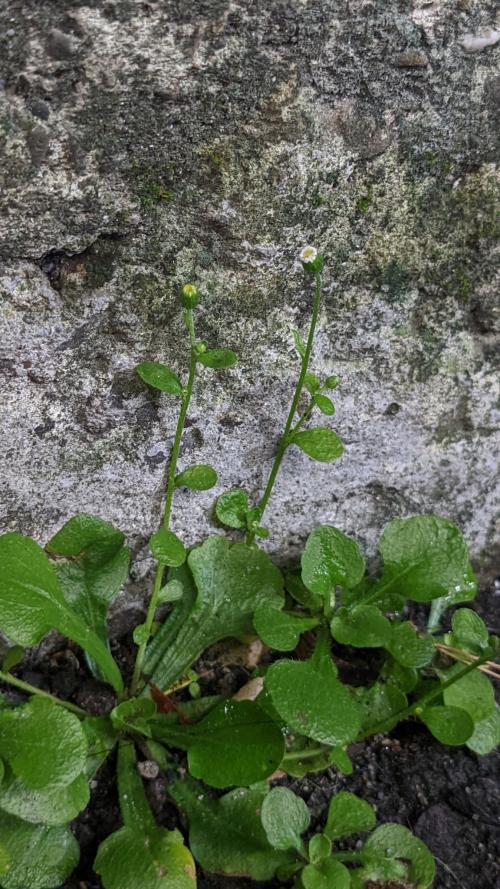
246, 270, 323, 544
357, 649, 494, 741
0, 670, 87, 718
130, 309, 198, 696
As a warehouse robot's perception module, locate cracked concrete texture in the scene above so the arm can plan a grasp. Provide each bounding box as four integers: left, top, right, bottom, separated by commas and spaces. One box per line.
0, 1, 499, 597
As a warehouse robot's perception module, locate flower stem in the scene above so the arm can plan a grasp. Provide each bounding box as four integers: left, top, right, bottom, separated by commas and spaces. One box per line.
0, 670, 87, 718
357, 648, 494, 741
282, 745, 328, 763
130, 309, 198, 696
246, 270, 323, 544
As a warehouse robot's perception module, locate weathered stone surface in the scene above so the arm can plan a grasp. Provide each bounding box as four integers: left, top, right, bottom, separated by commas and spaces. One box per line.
0, 1, 499, 605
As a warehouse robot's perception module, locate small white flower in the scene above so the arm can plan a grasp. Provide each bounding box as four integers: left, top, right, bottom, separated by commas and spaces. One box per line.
300, 245, 318, 264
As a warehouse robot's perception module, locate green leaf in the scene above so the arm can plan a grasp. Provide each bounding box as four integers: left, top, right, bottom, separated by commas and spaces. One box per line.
0, 698, 87, 791
0, 533, 123, 693
47, 514, 129, 680
302, 526, 365, 597
363, 823, 436, 888
145, 537, 284, 690
198, 348, 237, 369
421, 705, 474, 745
387, 621, 435, 668
304, 373, 321, 395
331, 605, 391, 648
0, 812, 79, 889
451, 608, 489, 652
292, 329, 306, 358
324, 375, 340, 389
324, 791, 376, 840
95, 826, 196, 889
169, 777, 295, 880
313, 394, 335, 416
215, 488, 249, 529
253, 606, 320, 651
283, 743, 353, 779
0, 772, 89, 826
291, 428, 344, 463
117, 741, 156, 832
266, 642, 361, 747
152, 700, 284, 788
136, 361, 183, 395
442, 663, 495, 722
356, 682, 407, 735
377, 515, 474, 603
2, 647, 24, 673
157, 579, 184, 605
83, 716, 117, 780
285, 571, 324, 612
382, 659, 418, 693
150, 529, 186, 567
111, 699, 156, 738
175, 464, 218, 490
466, 704, 500, 755
0, 843, 9, 878
308, 834, 331, 864
261, 787, 310, 851
302, 859, 351, 889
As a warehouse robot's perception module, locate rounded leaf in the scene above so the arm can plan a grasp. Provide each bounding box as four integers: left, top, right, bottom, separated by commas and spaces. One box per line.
302, 525, 365, 596
215, 489, 249, 529
0, 813, 79, 889
421, 705, 474, 745
378, 515, 473, 603
388, 622, 435, 668
331, 605, 392, 648
261, 786, 310, 851
291, 428, 344, 463
0, 698, 87, 790
254, 606, 319, 651
451, 608, 489, 651
324, 791, 376, 840
302, 859, 351, 889
95, 826, 196, 889
266, 656, 361, 747
155, 700, 285, 789
443, 663, 495, 723
198, 349, 237, 369
363, 823, 435, 888
150, 529, 186, 567
308, 834, 331, 863
466, 705, 500, 755
170, 782, 295, 881
175, 464, 218, 491
313, 394, 335, 416
136, 362, 183, 395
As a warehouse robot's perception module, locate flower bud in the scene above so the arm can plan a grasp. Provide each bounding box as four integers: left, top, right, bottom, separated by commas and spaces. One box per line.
181, 283, 199, 309
300, 245, 324, 274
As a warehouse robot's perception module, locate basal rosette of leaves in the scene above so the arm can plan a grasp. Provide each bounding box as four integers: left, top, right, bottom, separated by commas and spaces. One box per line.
0, 257, 497, 888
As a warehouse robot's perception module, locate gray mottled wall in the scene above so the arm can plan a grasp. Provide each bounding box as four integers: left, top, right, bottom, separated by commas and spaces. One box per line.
1, 1, 499, 587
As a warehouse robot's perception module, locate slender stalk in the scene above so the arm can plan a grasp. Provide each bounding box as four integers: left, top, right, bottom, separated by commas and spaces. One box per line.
332, 852, 364, 863
357, 649, 494, 741
130, 309, 198, 696
0, 670, 87, 718
246, 270, 323, 544
282, 745, 328, 763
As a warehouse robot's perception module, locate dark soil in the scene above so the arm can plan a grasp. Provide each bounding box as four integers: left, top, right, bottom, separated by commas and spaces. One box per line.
3, 585, 499, 889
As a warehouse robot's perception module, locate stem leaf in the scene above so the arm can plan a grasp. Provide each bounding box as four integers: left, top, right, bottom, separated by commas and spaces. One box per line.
136, 361, 183, 395
291, 427, 344, 463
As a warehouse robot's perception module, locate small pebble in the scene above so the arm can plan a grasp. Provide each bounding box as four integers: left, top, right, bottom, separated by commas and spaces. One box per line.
395, 51, 428, 68
137, 760, 160, 780
460, 29, 500, 52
